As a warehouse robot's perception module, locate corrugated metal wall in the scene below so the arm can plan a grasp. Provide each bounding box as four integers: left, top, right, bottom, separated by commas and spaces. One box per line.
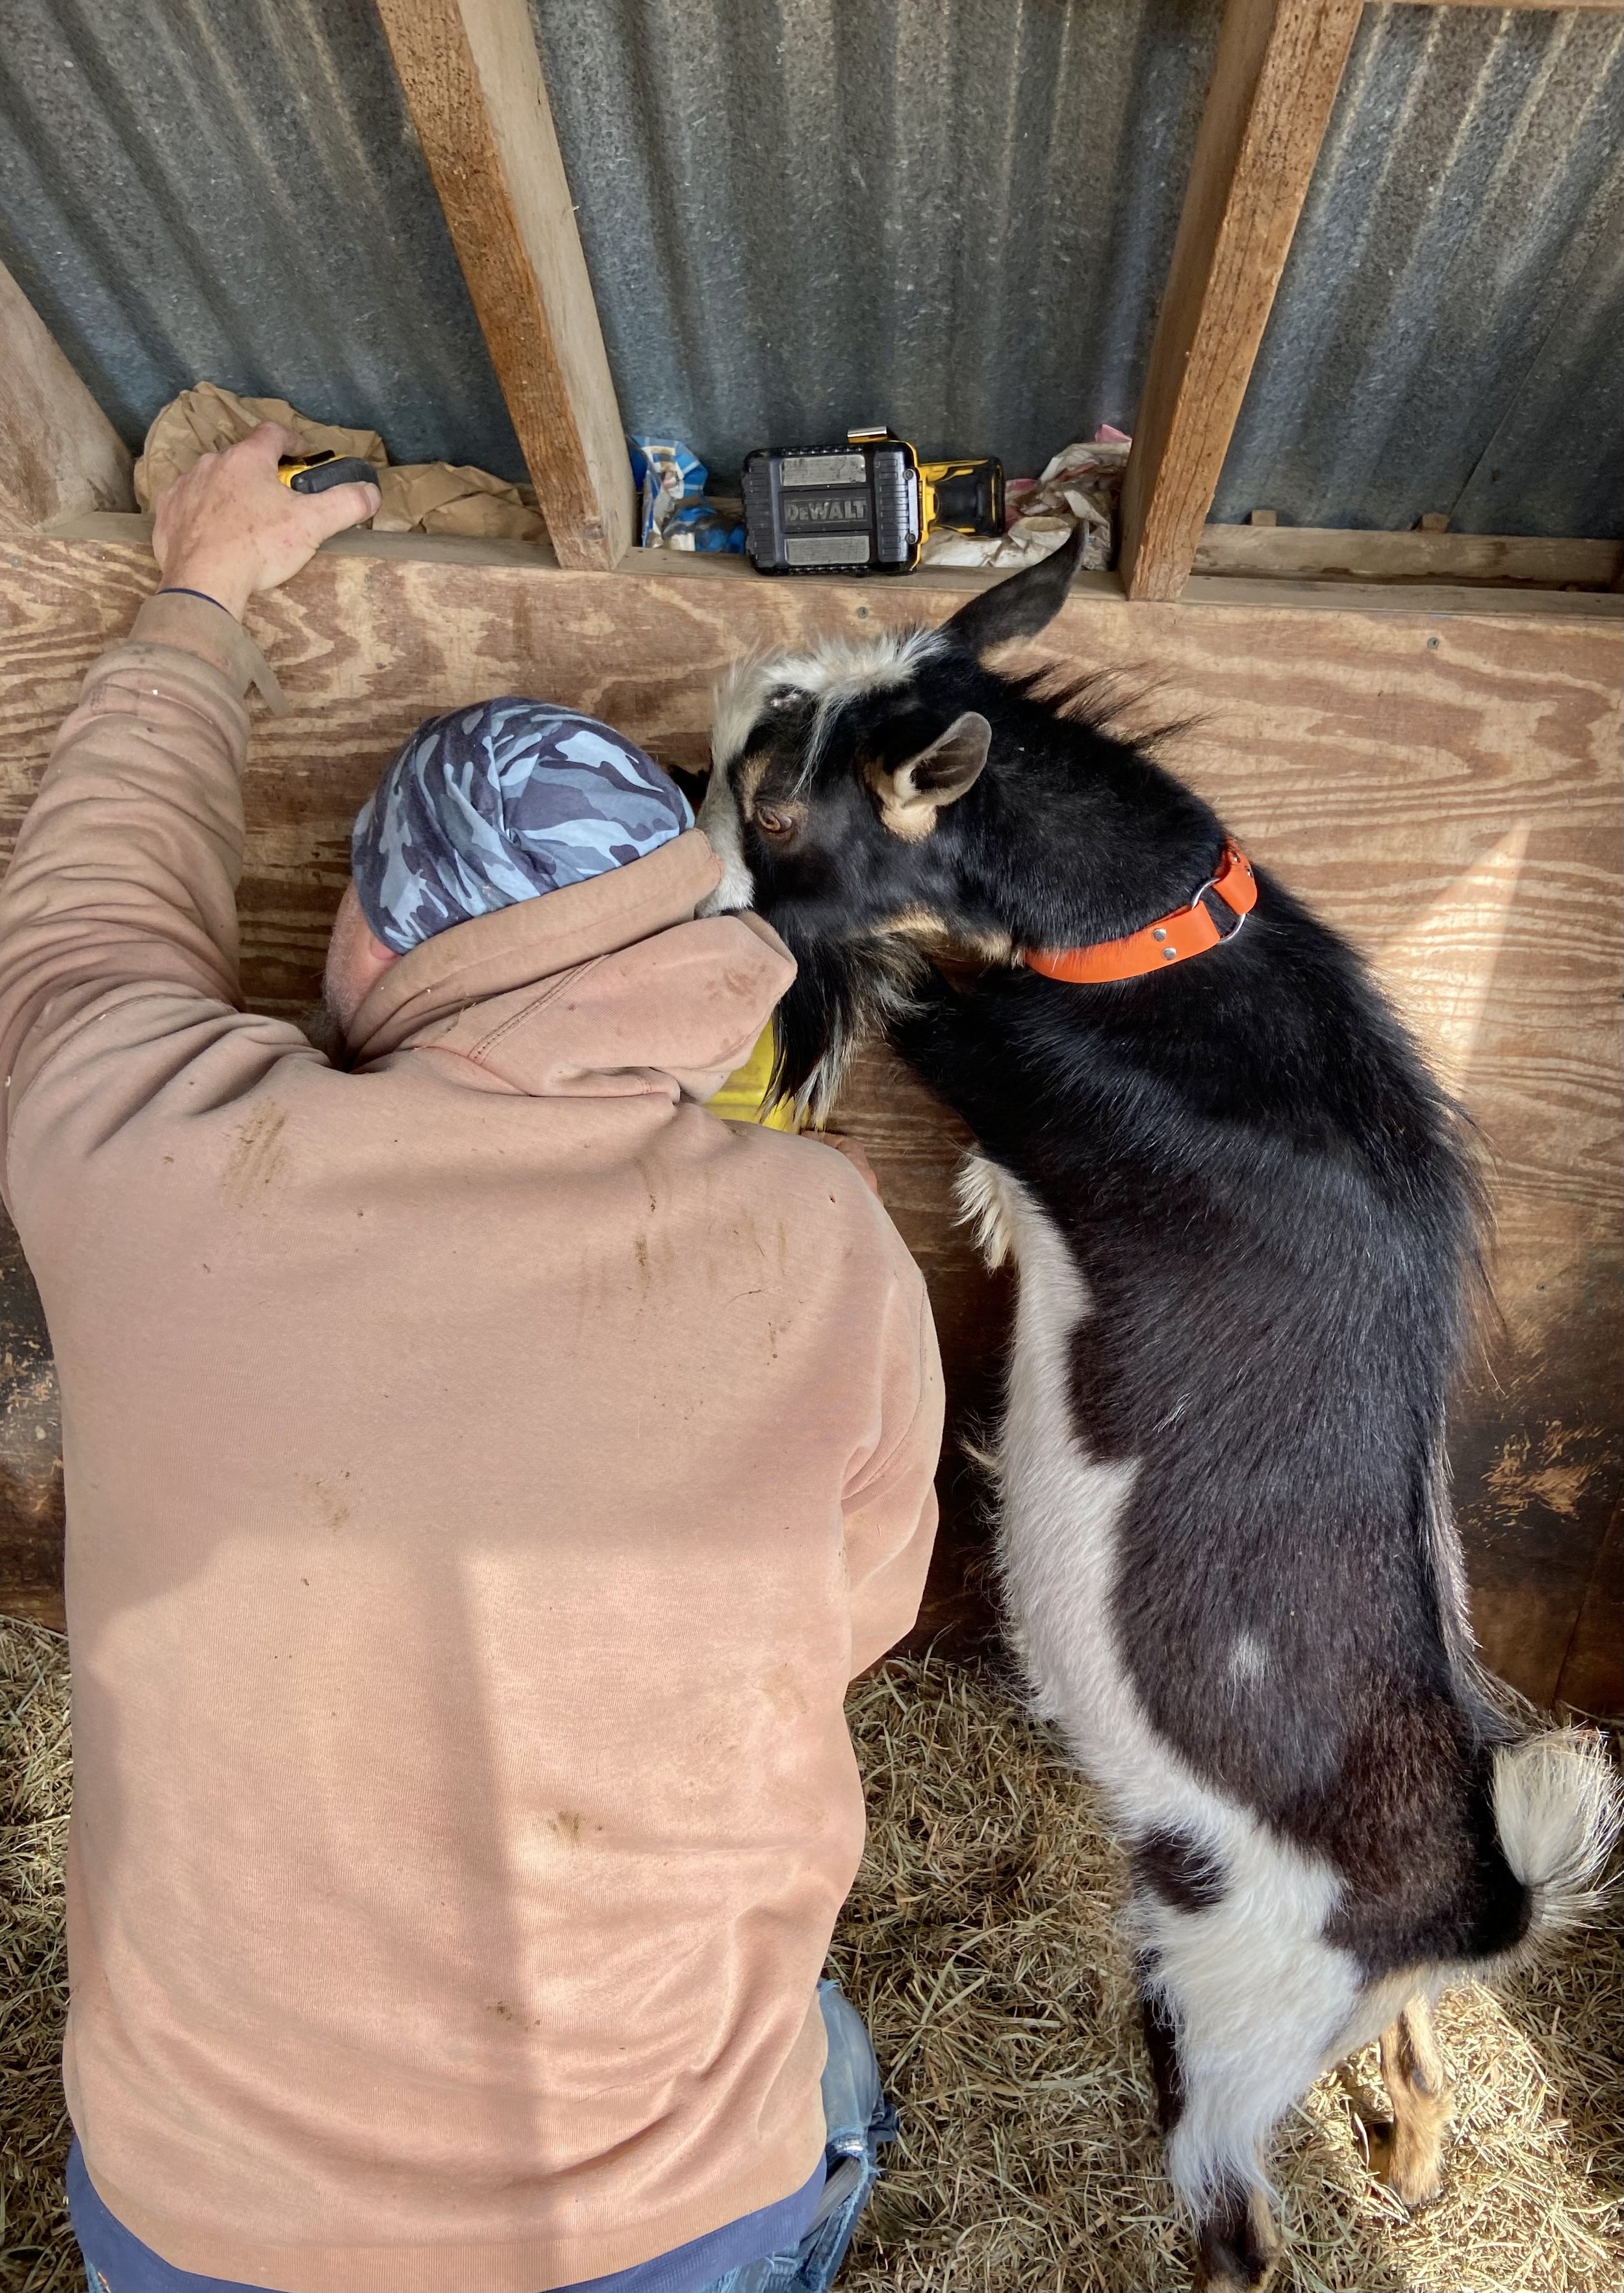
2, 1, 1619, 537
529, 0, 1222, 478
0, 0, 526, 476
1210, 3, 1624, 536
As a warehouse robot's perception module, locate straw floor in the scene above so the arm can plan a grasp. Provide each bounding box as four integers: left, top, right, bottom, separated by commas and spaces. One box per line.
2, 1619, 1619, 2293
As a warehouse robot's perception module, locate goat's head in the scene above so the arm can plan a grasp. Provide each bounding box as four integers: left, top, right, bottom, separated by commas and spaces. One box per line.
696, 531, 1085, 1115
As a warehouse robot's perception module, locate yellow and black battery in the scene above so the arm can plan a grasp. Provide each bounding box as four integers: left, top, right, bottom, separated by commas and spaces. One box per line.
741, 427, 1003, 575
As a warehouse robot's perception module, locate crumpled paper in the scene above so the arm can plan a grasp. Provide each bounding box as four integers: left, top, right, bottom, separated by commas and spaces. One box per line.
919, 427, 1131, 573
133, 381, 547, 542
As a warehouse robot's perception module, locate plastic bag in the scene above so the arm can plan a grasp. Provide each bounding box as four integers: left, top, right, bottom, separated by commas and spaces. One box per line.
628, 435, 744, 553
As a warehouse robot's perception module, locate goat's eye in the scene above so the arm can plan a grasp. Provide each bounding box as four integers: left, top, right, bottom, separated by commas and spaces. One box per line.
755, 805, 795, 838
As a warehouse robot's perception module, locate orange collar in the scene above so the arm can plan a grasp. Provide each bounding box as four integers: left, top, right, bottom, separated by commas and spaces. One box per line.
1024, 843, 1257, 985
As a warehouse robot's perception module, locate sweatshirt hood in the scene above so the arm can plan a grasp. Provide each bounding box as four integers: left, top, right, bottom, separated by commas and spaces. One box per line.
344, 828, 794, 1104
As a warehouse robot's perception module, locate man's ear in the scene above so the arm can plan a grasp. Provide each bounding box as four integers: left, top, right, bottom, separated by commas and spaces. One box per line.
325, 878, 400, 1035
940, 524, 1083, 659
872, 711, 991, 839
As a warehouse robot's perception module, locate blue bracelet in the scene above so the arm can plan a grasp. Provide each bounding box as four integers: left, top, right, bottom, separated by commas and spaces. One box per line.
155, 585, 235, 616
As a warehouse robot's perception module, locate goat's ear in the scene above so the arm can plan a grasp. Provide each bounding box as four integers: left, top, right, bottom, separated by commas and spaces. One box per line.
940, 524, 1083, 658
871, 711, 991, 838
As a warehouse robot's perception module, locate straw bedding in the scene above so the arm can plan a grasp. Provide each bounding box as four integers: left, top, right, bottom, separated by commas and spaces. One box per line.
2, 1619, 1618, 2293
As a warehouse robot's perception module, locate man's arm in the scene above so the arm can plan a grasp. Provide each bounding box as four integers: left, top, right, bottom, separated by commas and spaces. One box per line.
0, 427, 377, 1197
841, 1250, 946, 1676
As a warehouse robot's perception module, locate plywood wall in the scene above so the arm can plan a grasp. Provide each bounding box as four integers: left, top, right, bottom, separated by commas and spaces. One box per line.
1, 527, 1618, 1711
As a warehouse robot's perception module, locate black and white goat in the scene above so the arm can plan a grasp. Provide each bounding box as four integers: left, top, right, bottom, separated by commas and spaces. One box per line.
698, 534, 1619, 2290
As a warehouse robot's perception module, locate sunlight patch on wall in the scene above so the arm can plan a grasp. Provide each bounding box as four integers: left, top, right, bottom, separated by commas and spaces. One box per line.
1374, 824, 1530, 1096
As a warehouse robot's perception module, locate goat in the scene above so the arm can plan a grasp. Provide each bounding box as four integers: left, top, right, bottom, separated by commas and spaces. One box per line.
698, 532, 1619, 2290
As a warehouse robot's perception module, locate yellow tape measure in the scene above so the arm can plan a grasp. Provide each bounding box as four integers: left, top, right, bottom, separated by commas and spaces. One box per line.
277, 451, 379, 495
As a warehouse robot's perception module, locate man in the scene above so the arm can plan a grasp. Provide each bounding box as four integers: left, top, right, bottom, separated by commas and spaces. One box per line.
0, 426, 943, 2293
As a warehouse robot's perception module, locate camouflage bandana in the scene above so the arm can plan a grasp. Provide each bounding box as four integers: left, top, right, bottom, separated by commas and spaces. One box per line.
351, 698, 694, 956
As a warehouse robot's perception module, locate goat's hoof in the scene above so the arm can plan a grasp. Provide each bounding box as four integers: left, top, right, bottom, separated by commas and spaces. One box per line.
1195, 2186, 1279, 2290
1367, 2127, 1449, 2201
1365, 2118, 1445, 2211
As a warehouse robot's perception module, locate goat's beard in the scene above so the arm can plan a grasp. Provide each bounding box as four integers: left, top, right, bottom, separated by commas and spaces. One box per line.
771, 928, 929, 1126
298, 994, 350, 1064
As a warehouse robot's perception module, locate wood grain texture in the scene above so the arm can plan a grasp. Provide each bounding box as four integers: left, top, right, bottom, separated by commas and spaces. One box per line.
1119, 0, 1364, 603
372, 0, 634, 571
0, 260, 133, 531
1, 531, 1617, 1705
1556, 1502, 1621, 1718
1194, 526, 1623, 590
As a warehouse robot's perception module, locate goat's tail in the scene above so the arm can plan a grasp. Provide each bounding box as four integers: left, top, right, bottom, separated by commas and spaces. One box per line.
1491, 1728, 1621, 1944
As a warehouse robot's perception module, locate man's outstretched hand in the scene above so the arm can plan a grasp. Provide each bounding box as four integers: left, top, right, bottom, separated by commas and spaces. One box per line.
151, 422, 381, 622
818, 1133, 882, 1198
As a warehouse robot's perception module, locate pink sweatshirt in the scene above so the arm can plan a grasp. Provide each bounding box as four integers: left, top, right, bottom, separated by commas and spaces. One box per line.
0, 594, 943, 2293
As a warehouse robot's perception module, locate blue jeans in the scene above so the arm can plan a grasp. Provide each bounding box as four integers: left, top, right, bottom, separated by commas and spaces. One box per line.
709, 1983, 897, 2293
72, 1981, 894, 2293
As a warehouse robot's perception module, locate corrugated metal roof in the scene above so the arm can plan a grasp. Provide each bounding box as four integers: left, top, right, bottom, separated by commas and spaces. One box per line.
0, 0, 525, 475
0, 1, 1618, 538
1211, 3, 1624, 538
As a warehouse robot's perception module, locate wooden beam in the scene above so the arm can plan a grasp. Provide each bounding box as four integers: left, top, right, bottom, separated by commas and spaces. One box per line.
373, 0, 634, 572
1193, 524, 1623, 589
1119, 0, 1364, 603
1388, 1, 1621, 11
0, 260, 133, 531
45, 511, 1624, 620
1180, 572, 1620, 616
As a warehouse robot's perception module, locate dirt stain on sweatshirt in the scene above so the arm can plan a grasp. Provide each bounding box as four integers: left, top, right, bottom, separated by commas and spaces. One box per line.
222, 1102, 289, 1208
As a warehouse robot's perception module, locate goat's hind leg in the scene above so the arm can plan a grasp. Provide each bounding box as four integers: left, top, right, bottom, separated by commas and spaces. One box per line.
1369, 1995, 1452, 2207
1138, 1971, 1280, 2292
1130, 1810, 1364, 2292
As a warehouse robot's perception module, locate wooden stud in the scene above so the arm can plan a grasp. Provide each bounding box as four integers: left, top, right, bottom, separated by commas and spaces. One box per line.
373, 0, 635, 572
0, 260, 133, 531
1248, 508, 1278, 526
1118, 0, 1364, 603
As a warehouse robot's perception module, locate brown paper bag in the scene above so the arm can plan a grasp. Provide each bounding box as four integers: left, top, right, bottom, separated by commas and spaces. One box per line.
133, 383, 385, 507
372, 461, 545, 541
134, 383, 545, 544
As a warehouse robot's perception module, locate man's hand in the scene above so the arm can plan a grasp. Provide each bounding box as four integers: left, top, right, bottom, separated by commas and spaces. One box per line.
817, 1132, 882, 1198
151, 423, 382, 622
